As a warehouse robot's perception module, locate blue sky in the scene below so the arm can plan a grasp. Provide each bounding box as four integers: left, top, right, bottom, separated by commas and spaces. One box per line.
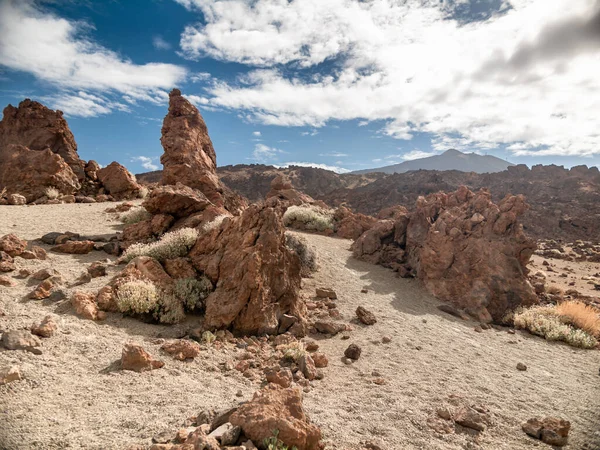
1, 0, 599, 174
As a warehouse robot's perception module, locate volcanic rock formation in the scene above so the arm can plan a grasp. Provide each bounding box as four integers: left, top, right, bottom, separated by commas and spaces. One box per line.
352, 186, 538, 321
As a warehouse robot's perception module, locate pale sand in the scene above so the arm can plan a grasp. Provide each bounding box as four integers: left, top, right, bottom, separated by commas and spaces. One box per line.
0, 203, 599, 449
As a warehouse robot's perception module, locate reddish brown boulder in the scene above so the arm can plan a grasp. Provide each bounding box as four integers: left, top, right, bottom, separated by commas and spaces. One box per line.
267, 174, 314, 206
0, 99, 85, 180
71, 291, 103, 320
230, 385, 322, 450
85, 160, 100, 181
31, 315, 58, 338
0, 145, 80, 202
0, 234, 27, 257
97, 162, 142, 200
334, 206, 377, 240
189, 202, 303, 335
163, 258, 196, 279
52, 240, 95, 254
356, 306, 377, 325
160, 89, 223, 205
0, 275, 16, 287
522, 417, 570, 447
96, 285, 118, 312
143, 183, 212, 219
28, 279, 55, 300
353, 187, 537, 322
121, 343, 164, 372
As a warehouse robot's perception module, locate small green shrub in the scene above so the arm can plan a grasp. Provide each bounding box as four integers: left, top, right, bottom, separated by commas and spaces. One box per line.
264, 430, 298, 450
153, 291, 186, 324
285, 232, 318, 275
120, 206, 152, 224
122, 228, 199, 262
513, 305, 598, 349
283, 342, 305, 362
283, 205, 334, 232
172, 276, 213, 311
116, 280, 158, 314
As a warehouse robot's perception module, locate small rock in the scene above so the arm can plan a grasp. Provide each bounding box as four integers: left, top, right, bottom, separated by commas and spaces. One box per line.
0, 275, 16, 287
382, 336, 391, 343
52, 240, 95, 254
474, 326, 483, 333
361, 288, 368, 294
316, 287, 337, 299
1, 330, 42, 354
71, 291, 103, 320
161, 339, 201, 360
437, 408, 452, 421
299, 354, 318, 381
31, 268, 61, 281
516, 362, 527, 371
28, 279, 55, 300
31, 315, 58, 338
356, 306, 377, 325
344, 343, 362, 361
522, 417, 570, 447
265, 367, 293, 388
0, 366, 22, 385
373, 377, 386, 385
31, 246, 47, 260
454, 405, 488, 432
507, 329, 516, 334
342, 357, 353, 365
312, 352, 329, 368
314, 320, 345, 335
121, 343, 164, 372
74, 272, 92, 285
304, 340, 319, 352
87, 262, 107, 278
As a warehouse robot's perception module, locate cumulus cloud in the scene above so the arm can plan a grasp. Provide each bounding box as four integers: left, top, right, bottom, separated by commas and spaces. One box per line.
276, 162, 350, 174
131, 156, 159, 171
152, 35, 171, 51
402, 150, 439, 161
252, 143, 285, 162
253, 131, 261, 136
0, 1, 187, 116
42, 91, 130, 118
176, 0, 600, 157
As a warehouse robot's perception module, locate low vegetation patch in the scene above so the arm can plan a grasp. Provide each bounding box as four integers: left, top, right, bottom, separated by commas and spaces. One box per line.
264, 430, 298, 450
283, 205, 334, 232
120, 206, 151, 225
202, 214, 229, 232
122, 228, 199, 263
555, 301, 600, 338
115, 280, 158, 315
44, 187, 59, 200
513, 304, 598, 349
285, 232, 318, 276
172, 276, 213, 311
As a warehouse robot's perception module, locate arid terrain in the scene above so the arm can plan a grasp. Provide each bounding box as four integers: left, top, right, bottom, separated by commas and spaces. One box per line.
1, 202, 599, 450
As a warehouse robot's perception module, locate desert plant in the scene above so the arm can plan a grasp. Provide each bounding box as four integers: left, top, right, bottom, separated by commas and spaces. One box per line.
122, 228, 199, 263
202, 330, 216, 344
555, 301, 600, 337
172, 276, 213, 311
203, 214, 229, 232
264, 430, 298, 450
283, 205, 334, 232
547, 285, 563, 296
116, 280, 158, 314
44, 187, 59, 200
285, 232, 318, 276
153, 291, 186, 324
137, 186, 149, 199
283, 342, 305, 362
513, 305, 597, 349
120, 206, 151, 225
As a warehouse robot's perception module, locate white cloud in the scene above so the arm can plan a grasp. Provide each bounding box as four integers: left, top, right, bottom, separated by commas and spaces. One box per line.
131, 156, 159, 171
252, 143, 285, 163
152, 35, 171, 50
190, 72, 212, 83
252, 131, 261, 136
301, 129, 319, 136
42, 91, 130, 118
402, 150, 439, 160
276, 162, 350, 174
358, 121, 369, 127
176, 0, 600, 157
319, 152, 348, 157
0, 1, 187, 116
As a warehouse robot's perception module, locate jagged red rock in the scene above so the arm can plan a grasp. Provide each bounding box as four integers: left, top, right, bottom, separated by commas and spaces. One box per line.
97, 162, 141, 200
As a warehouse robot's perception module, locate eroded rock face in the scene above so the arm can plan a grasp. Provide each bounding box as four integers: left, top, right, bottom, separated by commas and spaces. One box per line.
0, 99, 85, 180
189, 202, 304, 335
97, 162, 141, 200
352, 186, 537, 322
267, 174, 315, 206
229, 385, 322, 450
0, 145, 80, 202
160, 89, 222, 204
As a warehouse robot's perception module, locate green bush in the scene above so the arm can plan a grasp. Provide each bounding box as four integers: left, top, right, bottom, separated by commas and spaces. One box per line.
172, 276, 213, 311
122, 228, 199, 263
283, 205, 334, 232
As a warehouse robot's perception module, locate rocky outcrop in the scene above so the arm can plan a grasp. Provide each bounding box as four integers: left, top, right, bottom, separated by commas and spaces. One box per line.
230, 385, 322, 450
267, 174, 315, 206
160, 89, 223, 205
352, 187, 537, 322
0, 144, 80, 202
0, 99, 85, 180
189, 202, 304, 335
333, 206, 378, 240
97, 162, 142, 200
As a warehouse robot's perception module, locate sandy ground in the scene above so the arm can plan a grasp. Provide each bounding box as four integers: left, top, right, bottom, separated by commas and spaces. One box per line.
1, 202, 599, 450
530, 254, 600, 299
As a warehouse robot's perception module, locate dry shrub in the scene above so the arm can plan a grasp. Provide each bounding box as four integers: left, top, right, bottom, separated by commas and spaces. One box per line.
202, 214, 229, 232
283, 205, 334, 232
115, 280, 158, 314
120, 206, 151, 225
137, 186, 149, 199
555, 301, 600, 337
547, 285, 563, 296
44, 187, 59, 200
172, 276, 213, 311
153, 291, 186, 324
513, 305, 598, 349
122, 228, 199, 262
285, 232, 318, 276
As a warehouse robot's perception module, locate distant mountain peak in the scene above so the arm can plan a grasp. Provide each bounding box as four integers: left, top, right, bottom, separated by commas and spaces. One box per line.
353, 149, 513, 175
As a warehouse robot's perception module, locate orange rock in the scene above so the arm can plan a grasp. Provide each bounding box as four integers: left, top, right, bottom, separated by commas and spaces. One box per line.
0, 234, 27, 257
52, 240, 95, 254
161, 340, 201, 360
71, 291, 102, 320
31, 315, 58, 338
121, 343, 164, 372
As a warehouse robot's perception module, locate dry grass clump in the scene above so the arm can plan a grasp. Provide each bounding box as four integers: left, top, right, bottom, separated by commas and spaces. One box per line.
555, 301, 600, 337
285, 232, 318, 276
547, 285, 564, 295
120, 206, 151, 225
137, 186, 149, 199
115, 280, 158, 314
283, 205, 334, 232
202, 214, 229, 232
283, 342, 306, 362
44, 187, 59, 200
122, 228, 199, 263
513, 305, 598, 349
